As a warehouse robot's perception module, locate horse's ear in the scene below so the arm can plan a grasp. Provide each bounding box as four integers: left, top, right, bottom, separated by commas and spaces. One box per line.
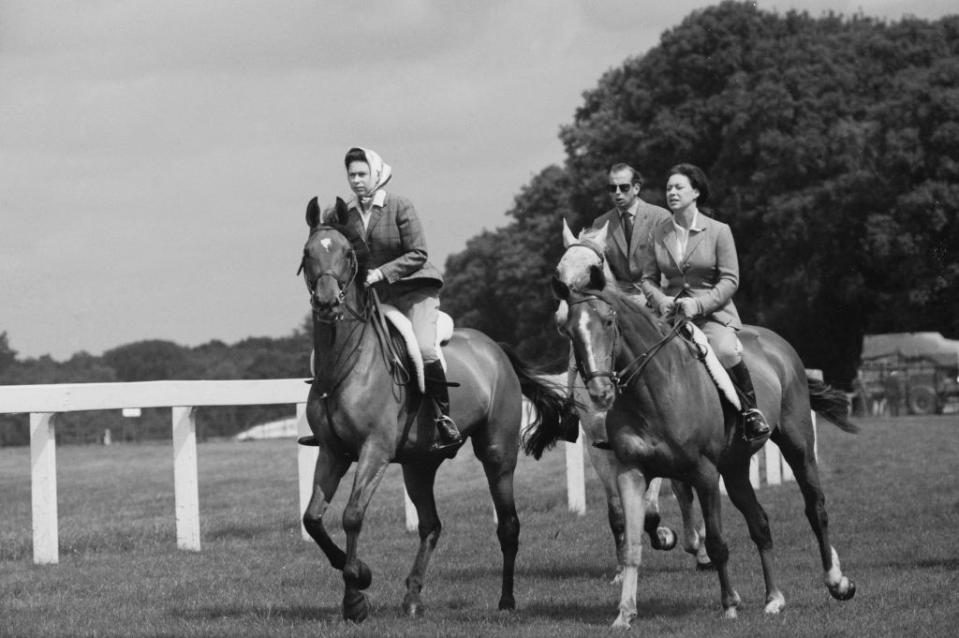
335, 197, 349, 226
594, 221, 610, 247
551, 274, 571, 300
305, 197, 320, 228
562, 218, 577, 248
589, 263, 607, 291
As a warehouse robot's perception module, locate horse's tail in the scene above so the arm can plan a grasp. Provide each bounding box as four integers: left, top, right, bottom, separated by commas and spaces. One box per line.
497, 343, 580, 460
808, 377, 860, 433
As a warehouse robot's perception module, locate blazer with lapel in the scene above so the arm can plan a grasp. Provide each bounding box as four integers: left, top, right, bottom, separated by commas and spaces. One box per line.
324, 192, 444, 289
591, 199, 671, 292
639, 212, 742, 329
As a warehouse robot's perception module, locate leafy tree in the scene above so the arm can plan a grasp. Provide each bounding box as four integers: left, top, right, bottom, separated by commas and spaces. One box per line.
442, 165, 574, 368
444, 1, 959, 387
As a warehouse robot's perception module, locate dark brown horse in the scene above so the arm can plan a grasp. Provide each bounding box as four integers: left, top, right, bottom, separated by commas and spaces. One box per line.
531, 227, 857, 627
297, 198, 573, 622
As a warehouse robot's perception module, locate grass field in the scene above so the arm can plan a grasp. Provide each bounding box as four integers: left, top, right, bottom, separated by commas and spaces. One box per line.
1, 415, 957, 637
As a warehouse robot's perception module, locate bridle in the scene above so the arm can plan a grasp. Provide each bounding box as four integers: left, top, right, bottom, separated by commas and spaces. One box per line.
566, 292, 685, 394
298, 238, 366, 322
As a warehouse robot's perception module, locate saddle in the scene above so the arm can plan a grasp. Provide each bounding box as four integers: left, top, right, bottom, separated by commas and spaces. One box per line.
679, 321, 742, 411
309, 307, 453, 393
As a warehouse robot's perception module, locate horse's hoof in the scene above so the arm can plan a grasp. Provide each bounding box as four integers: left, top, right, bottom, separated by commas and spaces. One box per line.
498, 595, 516, 611
723, 606, 738, 620
829, 577, 856, 601
343, 590, 369, 623
402, 598, 424, 617
355, 561, 372, 590
764, 591, 786, 614
611, 613, 634, 629
695, 559, 715, 571
654, 526, 677, 551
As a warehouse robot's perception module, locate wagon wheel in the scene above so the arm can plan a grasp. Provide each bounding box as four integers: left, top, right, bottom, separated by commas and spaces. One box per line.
908, 385, 938, 415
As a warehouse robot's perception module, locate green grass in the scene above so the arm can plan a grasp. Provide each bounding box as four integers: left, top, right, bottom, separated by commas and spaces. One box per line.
1, 415, 957, 637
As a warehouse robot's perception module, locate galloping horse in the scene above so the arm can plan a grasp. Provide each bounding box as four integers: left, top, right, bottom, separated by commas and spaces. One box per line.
298, 198, 574, 622
528, 221, 857, 628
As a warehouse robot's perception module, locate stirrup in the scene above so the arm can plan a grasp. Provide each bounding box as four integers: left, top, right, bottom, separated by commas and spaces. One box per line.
430, 415, 463, 451
741, 408, 770, 442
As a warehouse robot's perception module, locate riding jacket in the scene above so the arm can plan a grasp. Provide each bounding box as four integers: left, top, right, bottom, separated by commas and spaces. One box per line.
591, 200, 671, 293
639, 212, 742, 330
324, 191, 444, 290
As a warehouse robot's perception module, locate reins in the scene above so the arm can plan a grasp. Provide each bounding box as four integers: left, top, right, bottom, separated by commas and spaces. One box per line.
569, 293, 684, 393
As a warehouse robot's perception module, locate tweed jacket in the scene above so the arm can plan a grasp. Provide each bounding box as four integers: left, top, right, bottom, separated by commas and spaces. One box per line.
639, 212, 742, 329
323, 192, 444, 289
591, 199, 671, 292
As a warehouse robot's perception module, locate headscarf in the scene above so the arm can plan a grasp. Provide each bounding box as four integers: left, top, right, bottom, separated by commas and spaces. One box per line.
350, 147, 392, 205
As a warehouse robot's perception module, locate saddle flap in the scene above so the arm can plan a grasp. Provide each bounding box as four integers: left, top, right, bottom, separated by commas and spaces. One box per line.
381, 304, 449, 394
682, 322, 742, 411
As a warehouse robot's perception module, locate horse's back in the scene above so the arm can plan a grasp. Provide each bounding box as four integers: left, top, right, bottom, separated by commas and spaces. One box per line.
740, 324, 810, 420
443, 328, 523, 430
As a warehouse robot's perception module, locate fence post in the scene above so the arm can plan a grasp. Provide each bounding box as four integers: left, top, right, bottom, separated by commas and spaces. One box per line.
296, 403, 317, 540
30, 412, 59, 565
171, 406, 200, 551
565, 429, 587, 516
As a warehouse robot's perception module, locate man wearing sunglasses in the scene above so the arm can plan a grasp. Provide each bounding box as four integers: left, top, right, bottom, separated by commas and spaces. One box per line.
590, 163, 671, 294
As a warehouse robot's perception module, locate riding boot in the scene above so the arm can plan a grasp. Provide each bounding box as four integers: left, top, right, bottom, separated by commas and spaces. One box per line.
728, 361, 771, 442
424, 360, 463, 451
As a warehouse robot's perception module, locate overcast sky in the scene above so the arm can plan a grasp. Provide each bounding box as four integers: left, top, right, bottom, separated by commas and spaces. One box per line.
2, 1, 954, 360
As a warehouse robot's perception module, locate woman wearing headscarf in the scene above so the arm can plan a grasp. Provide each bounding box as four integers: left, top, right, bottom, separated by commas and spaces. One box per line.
640, 163, 770, 442
324, 147, 461, 451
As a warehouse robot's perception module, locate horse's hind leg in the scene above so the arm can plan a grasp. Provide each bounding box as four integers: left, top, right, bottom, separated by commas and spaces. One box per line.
774, 427, 856, 601
721, 460, 785, 614
400, 462, 444, 617
693, 472, 741, 619
670, 480, 711, 569
643, 477, 678, 551
476, 441, 520, 611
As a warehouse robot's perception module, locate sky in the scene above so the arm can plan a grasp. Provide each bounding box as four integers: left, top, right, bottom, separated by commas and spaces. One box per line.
2, 1, 955, 360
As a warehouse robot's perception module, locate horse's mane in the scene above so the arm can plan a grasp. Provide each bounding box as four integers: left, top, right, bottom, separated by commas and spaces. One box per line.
592, 285, 670, 338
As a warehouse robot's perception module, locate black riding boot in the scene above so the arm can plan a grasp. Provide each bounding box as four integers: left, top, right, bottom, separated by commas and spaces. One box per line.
425, 360, 463, 451
728, 361, 771, 442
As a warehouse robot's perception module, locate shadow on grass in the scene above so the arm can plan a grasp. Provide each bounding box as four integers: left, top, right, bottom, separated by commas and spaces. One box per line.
175, 603, 342, 623
523, 596, 700, 624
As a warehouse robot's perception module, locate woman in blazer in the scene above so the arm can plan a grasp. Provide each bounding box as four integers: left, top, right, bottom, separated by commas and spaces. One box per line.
325, 147, 461, 451
639, 163, 770, 442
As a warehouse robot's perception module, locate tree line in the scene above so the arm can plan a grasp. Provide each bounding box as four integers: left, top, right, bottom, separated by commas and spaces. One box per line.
442, 1, 959, 386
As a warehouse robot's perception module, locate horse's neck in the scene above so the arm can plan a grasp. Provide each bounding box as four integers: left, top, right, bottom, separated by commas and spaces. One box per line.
312, 289, 375, 388
613, 297, 690, 396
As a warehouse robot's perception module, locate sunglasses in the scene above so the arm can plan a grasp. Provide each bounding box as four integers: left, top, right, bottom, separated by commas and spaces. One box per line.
606, 183, 634, 194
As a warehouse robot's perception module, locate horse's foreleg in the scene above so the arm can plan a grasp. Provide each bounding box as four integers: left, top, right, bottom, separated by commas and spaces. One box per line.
721, 462, 784, 614
340, 448, 391, 622
694, 473, 741, 619
611, 467, 647, 629
302, 450, 350, 570
399, 462, 443, 617
670, 480, 711, 569
585, 443, 627, 582
775, 432, 856, 601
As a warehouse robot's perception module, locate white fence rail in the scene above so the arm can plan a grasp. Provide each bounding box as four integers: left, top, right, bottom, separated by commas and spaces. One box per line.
1, 377, 812, 565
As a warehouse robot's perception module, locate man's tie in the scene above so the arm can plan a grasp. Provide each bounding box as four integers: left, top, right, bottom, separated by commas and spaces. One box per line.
622, 212, 633, 249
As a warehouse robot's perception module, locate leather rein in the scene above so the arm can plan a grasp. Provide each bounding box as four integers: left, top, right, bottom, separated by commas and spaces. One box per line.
561, 242, 684, 393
